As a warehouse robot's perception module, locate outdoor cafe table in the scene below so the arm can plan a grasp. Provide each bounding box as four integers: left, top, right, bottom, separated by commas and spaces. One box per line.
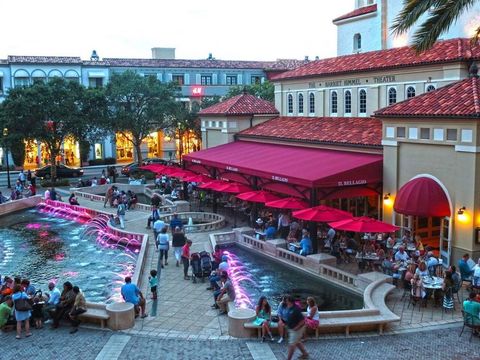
393, 243, 417, 252
355, 253, 380, 262
422, 276, 444, 290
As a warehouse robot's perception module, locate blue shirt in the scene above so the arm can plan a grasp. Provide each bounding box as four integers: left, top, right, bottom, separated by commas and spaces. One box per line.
277, 302, 288, 321
265, 226, 276, 239
459, 259, 474, 279
170, 218, 183, 231
300, 237, 312, 254
48, 287, 61, 305
121, 283, 140, 305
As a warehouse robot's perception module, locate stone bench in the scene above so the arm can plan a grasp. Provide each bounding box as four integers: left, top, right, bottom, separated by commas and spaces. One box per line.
78, 302, 110, 329
244, 320, 279, 338
106, 302, 135, 330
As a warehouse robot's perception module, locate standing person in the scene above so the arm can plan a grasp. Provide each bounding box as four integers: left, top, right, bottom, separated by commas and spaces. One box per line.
152, 216, 166, 249
120, 277, 147, 318
146, 206, 161, 229
170, 213, 183, 234
104, 186, 114, 208
68, 286, 87, 334
181, 239, 193, 280
27, 170, 32, 183
285, 295, 309, 360
149, 270, 158, 300
157, 227, 170, 268
12, 285, 32, 339
117, 199, 126, 229
278, 212, 291, 239
172, 227, 187, 267
214, 272, 236, 315
18, 170, 26, 187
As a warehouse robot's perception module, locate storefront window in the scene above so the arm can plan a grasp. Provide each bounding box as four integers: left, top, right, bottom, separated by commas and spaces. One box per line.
95, 143, 103, 160
63, 136, 80, 167
24, 140, 39, 169
116, 133, 134, 162
175, 129, 201, 159
145, 132, 159, 158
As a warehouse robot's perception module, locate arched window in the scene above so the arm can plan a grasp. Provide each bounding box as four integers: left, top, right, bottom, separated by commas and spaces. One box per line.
354, 33, 362, 51
388, 88, 397, 105
331, 91, 338, 114
345, 90, 352, 114
287, 94, 293, 114
298, 93, 304, 114
407, 86, 416, 99
309, 92, 315, 114
359, 89, 367, 114
426, 84, 436, 92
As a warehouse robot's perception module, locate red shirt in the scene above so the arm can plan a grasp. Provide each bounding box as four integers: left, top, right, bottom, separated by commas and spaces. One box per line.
182, 244, 190, 259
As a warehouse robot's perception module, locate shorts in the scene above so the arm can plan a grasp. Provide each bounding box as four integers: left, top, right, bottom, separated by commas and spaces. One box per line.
287, 326, 305, 345
151, 286, 157, 293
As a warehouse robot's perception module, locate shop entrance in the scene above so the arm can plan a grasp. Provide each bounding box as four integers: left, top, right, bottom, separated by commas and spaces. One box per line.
116, 133, 134, 163
63, 136, 80, 167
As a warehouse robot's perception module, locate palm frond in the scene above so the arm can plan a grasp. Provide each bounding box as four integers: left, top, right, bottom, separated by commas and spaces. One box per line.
411, 0, 478, 52
471, 25, 480, 46
391, 0, 438, 35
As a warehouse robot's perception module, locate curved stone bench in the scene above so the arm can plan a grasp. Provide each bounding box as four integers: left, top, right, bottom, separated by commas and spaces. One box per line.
228, 308, 256, 338
106, 302, 135, 330
78, 302, 110, 329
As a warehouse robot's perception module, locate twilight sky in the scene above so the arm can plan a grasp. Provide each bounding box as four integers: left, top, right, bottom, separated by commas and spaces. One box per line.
1, 0, 353, 61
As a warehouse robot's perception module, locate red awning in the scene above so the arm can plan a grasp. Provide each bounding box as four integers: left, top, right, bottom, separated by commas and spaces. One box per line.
322, 186, 379, 200
394, 177, 451, 217
236, 190, 281, 203
184, 141, 382, 188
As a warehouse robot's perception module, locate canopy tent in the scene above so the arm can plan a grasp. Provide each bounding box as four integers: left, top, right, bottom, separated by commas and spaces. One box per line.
215, 182, 253, 194
183, 141, 382, 189
393, 177, 451, 217
329, 216, 399, 233
293, 205, 352, 223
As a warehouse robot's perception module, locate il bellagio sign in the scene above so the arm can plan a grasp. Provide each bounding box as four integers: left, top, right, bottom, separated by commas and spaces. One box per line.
338, 179, 367, 186
324, 75, 396, 87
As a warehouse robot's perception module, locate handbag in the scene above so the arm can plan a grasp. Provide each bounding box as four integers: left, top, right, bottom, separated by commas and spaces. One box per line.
15, 296, 33, 311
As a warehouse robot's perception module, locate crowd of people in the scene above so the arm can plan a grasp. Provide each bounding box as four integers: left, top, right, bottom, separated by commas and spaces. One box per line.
0, 276, 87, 338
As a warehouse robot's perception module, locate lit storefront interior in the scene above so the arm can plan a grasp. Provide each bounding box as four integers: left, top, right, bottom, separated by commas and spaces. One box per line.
24, 140, 40, 169
146, 131, 160, 158
176, 129, 201, 160
63, 136, 80, 167
115, 132, 134, 163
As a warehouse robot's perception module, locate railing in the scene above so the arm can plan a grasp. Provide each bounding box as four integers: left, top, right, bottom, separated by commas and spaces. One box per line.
239, 234, 264, 251
0, 195, 44, 216
159, 212, 225, 233
277, 247, 305, 266
320, 264, 357, 287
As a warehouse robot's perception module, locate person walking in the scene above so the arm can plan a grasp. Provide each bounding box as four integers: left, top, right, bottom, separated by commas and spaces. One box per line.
285, 295, 309, 360
117, 199, 126, 229
172, 227, 187, 267
181, 239, 193, 280
157, 227, 170, 268
104, 186, 114, 208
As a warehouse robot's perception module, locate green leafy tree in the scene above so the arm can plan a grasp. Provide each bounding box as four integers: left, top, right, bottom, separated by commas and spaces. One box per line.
105, 71, 180, 165
392, 0, 479, 53
1, 78, 102, 179
225, 81, 274, 102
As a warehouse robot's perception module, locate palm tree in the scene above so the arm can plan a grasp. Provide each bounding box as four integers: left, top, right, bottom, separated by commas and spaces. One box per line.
391, 0, 479, 53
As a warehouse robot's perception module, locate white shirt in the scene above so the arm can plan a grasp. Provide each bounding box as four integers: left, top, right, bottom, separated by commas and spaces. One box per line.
48, 287, 61, 305
395, 250, 409, 262
44, 189, 50, 200
218, 261, 229, 272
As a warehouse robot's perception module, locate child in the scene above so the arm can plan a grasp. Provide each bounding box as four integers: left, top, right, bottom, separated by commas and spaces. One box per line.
149, 270, 158, 300
32, 297, 44, 329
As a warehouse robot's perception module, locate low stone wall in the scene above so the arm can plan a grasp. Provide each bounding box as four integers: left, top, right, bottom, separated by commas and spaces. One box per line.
159, 212, 225, 233
0, 195, 43, 216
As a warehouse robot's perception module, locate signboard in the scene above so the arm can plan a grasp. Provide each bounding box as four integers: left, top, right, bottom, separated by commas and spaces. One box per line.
191, 86, 204, 97
337, 179, 367, 186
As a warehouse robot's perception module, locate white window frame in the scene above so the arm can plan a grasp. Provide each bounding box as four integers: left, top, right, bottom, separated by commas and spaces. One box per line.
425, 83, 436, 92
461, 129, 473, 143
287, 94, 294, 115
387, 87, 397, 105
353, 33, 362, 52
308, 92, 315, 116
406, 85, 416, 99
298, 93, 304, 115
358, 88, 367, 116
344, 89, 352, 116
385, 127, 395, 138
433, 128, 444, 141
408, 127, 418, 140
330, 90, 338, 116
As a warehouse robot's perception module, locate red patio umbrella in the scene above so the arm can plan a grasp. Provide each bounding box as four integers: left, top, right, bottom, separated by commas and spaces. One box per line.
293, 205, 353, 223
215, 182, 253, 194
183, 174, 211, 183
198, 180, 227, 190
265, 197, 309, 210
328, 216, 399, 233
140, 164, 166, 173
236, 190, 281, 204
169, 169, 195, 179
161, 166, 182, 176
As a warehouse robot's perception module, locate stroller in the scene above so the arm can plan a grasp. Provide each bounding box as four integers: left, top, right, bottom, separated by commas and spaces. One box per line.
190, 251, 213, 283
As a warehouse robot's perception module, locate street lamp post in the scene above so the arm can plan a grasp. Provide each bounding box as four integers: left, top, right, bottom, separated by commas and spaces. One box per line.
2, 128, 11, 189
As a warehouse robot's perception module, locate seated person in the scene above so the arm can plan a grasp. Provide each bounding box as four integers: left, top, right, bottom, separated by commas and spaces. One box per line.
402, 230, 413, 245
265, 222, 277, 240
345, 237, 358, 256
120, 277, 147, 318
463, 292, 480, 328
411, 274, 426, 299
286, 229, 298, 243
69, 193, 80, 206
473, 258, 480, 287
127, 190, 138, 210
458, 253, 474, 281
299, 229, 312, 256
362, 240, 375, 254
415, 235, 425, 255
211, 245, 223, 270
207, 255, 229, 291
426, 251, 439, 275
394, 246, 409, 262
0, 296, 15, 330
404, 264, 416, 283
415, 261, 429, 277
382, 256, 394, 275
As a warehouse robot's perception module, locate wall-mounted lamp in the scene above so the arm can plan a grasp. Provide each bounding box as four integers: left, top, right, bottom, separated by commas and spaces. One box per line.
383, 193, 392, 206
457, 206, 467, 222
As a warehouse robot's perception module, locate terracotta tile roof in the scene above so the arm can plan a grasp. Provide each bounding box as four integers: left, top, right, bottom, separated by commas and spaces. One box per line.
264, 59, 307, 71
333, 4, 377, 23
375, 77, 480, 118
199, 93, 279, 116
7, 55, 82, 64
238, 116, 382, 147
272, 38, 480, 81
104, 58, 275, 69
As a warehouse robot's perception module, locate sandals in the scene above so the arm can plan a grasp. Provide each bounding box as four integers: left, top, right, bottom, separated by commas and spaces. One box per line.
26, 333, 32, 337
